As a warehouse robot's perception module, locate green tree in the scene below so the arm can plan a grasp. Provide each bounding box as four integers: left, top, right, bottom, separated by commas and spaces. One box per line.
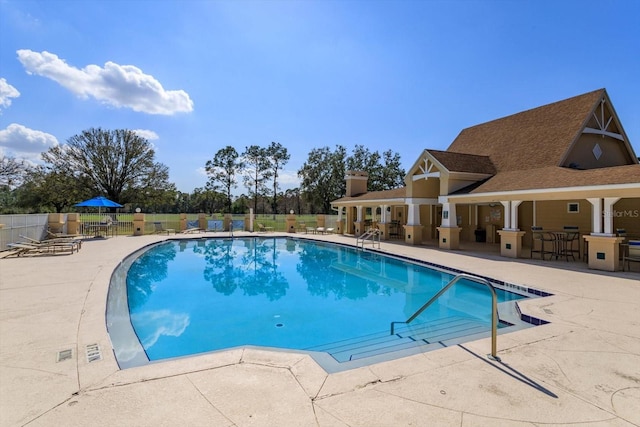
346, 145, 405, 191
191, 187, 227, 214
379, 149, 405, 189
206, 146, 242, 213
241, 145, 271, 214
17, 166, 88, 213
266, 141, 290, 216
123, 162, 177, 212
298, 145, 346, 213
41, 128, 172, 205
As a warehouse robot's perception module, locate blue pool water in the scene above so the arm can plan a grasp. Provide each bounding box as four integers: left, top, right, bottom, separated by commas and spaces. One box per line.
115, 237, 530, 368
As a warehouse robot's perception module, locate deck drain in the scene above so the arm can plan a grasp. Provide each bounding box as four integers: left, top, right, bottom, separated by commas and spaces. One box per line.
57, 349, 73, 362
86, 343, 102, 363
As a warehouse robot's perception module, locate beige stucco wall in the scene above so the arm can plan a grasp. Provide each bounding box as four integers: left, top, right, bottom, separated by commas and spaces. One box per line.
612, 198, 640, 235
406, 176, 439, 198
562, 134, 634, 169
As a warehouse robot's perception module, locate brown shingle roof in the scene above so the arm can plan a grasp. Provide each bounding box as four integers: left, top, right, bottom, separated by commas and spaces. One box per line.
468, 164, 640, 193
427, 149, 496, 174
447, 89, 605, 172
333, 187, 406, 203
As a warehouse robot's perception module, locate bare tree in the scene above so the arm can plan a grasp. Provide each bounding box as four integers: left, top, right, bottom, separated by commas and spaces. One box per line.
0, 155, 29, 188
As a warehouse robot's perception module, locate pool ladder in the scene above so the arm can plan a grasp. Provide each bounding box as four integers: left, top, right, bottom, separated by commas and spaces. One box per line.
390, 273, 501, 361
356, 228, 381, 249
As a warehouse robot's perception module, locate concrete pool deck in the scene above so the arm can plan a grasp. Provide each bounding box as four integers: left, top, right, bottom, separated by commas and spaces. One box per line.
1, 232, 639, 426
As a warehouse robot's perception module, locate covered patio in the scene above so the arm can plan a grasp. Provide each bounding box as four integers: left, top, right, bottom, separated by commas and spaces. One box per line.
332, 88, 640, 272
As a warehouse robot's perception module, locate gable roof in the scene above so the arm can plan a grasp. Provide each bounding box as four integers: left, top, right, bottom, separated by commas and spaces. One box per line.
333, 187, 406, 204
427, 150, 497, 174
446, 89, 606, 172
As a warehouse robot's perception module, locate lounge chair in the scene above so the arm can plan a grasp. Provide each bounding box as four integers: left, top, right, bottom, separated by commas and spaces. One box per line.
154, 222, 175, 235
622, 240, 640, 271
325, 228, 335, 234
257, 223, 273, 233
7, 240, 78, 255
19, 235, 82, 252
181, 227, 203, 234
316, 227, 326, 234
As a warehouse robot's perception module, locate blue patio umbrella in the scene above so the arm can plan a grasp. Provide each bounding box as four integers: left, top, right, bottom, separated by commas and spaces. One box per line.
75, 196, 123, 215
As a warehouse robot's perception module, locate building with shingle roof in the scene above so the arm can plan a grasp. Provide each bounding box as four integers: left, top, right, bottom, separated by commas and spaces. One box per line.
332, 89, 639, 271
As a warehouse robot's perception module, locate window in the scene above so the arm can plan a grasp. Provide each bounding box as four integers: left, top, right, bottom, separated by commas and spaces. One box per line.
567, 202, 579, 213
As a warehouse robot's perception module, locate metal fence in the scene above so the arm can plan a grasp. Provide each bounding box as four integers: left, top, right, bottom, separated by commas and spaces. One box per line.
1, 213, 340, 251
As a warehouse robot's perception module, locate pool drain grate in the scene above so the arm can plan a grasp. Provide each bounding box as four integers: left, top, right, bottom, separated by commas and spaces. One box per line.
86, 344, 102, 363
57, 349, 73, 362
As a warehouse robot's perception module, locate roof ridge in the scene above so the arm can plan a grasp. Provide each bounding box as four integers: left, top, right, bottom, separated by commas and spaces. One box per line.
461, 88, 605, 132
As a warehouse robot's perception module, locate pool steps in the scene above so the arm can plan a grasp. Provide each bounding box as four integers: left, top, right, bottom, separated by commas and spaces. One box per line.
306, 316, 497, 363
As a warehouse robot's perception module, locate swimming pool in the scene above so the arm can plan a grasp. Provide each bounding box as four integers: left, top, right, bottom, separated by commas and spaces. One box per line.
107, 237, 547, 371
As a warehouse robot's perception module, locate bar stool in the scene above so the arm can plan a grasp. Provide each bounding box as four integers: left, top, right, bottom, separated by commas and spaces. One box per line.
531, 226, 554, 260
617, 228, 628, 262
563, 226, 580, 261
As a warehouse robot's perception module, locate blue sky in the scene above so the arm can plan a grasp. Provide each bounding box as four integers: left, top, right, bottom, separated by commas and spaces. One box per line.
1, 0, 639, 194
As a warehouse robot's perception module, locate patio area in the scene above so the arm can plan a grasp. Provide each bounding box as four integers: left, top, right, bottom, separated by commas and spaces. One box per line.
0, 231, 638, 426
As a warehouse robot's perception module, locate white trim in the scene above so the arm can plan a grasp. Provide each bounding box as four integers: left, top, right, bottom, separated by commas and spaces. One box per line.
412, 172, 440, 181
583, 127, 624, 141
445, 182, 640, 200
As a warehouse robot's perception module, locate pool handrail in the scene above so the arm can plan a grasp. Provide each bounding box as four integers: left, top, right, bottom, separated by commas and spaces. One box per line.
356, 228, 380, 249
390, 273, 501, 361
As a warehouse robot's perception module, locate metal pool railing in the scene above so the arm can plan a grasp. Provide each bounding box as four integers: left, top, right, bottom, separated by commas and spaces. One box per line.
390, 273, 501, 361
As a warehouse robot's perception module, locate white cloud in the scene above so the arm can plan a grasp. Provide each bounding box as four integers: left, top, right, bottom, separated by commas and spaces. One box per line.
278, 169, 301, 187
17, 49, 194, 115
0, 78, 20, 112
0, 123, 59, 163
132, 129, 159, 141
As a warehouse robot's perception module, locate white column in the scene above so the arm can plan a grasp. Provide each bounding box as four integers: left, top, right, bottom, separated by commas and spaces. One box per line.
587, 198, 603, 234
500, 201, 511, 230
532, 201, 537, 227
511, 200, 522, 231
441, 202, 456, 227
356, 206, 363, 222
407, 203, 421, 226
250, 208, 254, 232
337, 207, 343, 222
603, 197, 621, 235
